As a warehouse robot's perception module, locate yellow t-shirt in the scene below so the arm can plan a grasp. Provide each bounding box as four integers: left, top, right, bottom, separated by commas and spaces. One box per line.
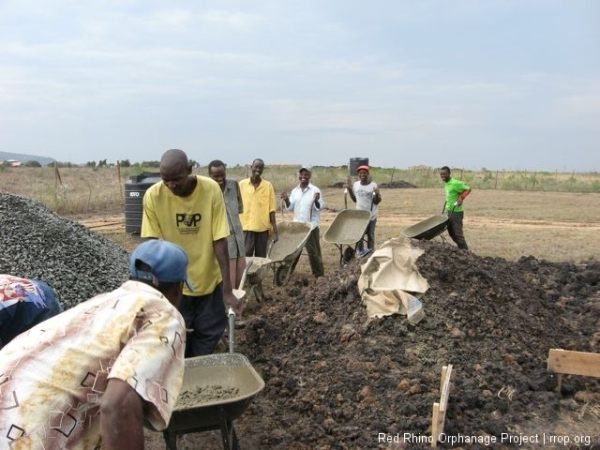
239, 178, 277, 232
141, 176, 230, 296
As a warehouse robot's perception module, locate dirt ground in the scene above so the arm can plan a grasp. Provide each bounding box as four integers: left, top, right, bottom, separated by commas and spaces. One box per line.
77, 188, 600, 450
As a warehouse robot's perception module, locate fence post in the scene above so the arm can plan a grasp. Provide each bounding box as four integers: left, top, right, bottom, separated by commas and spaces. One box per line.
117, 161, 123, 204
54, 162, 62, 188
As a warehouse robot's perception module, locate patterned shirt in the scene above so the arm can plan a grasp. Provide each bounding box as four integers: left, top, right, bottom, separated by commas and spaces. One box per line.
0, 275, 60, 348
0, 280, 186, 449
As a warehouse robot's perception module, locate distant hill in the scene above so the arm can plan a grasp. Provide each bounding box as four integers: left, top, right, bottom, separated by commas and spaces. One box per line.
0, 151, 55, 166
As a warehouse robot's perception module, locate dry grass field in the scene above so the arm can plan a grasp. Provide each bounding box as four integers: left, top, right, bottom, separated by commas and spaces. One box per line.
1, 166, 599, 263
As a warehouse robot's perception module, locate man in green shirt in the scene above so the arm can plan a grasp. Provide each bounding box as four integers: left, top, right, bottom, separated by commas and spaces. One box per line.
439, 166, 471, 250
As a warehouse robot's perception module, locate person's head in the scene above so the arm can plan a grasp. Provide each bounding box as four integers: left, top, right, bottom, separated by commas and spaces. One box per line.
129, 239, 194, 308
299, 166, 312, 187
250, 158, 265, 182
160, 149, 195, 197
356, 165, 370, 184
439, 166, 451, 183
208, 159, 227, 190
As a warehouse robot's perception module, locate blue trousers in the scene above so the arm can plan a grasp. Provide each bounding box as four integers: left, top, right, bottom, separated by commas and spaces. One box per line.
178, 282, 227, 357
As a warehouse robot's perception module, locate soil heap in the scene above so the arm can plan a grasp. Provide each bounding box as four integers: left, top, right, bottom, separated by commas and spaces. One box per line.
232, 240, 600, 449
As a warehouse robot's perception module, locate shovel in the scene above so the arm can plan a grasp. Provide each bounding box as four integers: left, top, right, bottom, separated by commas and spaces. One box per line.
232, 259, 253, 302
229, 260, 253, 353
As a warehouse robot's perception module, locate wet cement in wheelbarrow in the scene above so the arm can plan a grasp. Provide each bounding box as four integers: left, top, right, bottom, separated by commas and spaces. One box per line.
146, 240, 600, 449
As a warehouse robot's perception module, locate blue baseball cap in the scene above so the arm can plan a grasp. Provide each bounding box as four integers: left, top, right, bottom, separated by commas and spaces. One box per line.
130, 240, 194, 292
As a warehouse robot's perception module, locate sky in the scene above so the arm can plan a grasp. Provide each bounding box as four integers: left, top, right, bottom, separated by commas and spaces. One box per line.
1, 1, 599, 172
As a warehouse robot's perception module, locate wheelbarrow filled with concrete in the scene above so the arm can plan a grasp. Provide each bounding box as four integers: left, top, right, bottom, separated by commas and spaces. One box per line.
163, 309, 265, 450
323, 209, 372, 265
245, 221, 312, 301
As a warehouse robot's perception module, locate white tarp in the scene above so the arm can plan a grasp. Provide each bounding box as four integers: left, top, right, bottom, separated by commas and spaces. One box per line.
357, 237, 429, 321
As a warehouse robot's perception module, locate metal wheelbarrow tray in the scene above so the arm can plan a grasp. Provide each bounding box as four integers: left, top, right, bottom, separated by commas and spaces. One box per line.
401, 214, 449, 240
245, 221, 312, 300
164, 353, 265, 450
323, 209, 372, 265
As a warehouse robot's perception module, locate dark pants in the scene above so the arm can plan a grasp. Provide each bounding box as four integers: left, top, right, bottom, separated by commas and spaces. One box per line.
244, 231, 270, 257
448, 211, 469, 250
178, 282, 227, 357
0, 280, 61, 349
291, 227, 324, 278
357, 219, 377, 252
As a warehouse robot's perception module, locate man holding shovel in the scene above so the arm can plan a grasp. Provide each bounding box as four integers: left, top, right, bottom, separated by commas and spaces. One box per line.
346, 165, 382, 254
439, 166, 471, 250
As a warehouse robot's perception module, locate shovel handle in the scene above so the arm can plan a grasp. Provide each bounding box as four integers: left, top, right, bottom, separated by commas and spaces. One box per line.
228, 308, 235, 354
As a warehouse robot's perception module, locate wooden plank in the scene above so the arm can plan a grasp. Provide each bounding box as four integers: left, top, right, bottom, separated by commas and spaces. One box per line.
439, 365, 452, 412
547, 349, 600, 378
431, 403, 440, 448
431, 365, 453, 447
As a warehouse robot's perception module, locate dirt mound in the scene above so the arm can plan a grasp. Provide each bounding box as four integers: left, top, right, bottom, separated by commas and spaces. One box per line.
379, 180, 417, 189
231, 241, 600, 449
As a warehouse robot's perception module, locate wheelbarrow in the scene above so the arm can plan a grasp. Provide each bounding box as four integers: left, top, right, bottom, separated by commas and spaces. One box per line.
163, 307, 265, 450
401, 204, 455, 241
323, 209, 372, 265
245, 221, 312, 302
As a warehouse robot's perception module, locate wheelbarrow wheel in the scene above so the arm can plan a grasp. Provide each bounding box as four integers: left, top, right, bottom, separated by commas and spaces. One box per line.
275, 265, 291, 286
343, 247, 355, 264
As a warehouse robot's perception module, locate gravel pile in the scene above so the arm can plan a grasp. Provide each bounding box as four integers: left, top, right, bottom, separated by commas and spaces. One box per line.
0, 193, 129, 310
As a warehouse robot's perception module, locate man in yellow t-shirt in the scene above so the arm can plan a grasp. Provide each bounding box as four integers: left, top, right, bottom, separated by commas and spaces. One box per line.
142, 149, 241, 356
239, 158, 279, 257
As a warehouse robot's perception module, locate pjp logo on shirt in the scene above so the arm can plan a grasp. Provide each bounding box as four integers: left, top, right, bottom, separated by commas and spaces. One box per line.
176, 213, 202, 228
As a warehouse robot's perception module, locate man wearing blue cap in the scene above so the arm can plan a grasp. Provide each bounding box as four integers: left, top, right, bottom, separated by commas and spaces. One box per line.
0, 240, 190, 450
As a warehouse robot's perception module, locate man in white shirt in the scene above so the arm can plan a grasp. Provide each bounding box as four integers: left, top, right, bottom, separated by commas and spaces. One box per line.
346, 164, 382, 253
280, 166, 325, 278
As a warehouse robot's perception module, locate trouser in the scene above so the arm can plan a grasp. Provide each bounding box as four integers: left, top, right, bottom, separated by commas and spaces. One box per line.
244, 230, 270, 257
178, 282, 227, 357
291, 227, 324, 278
447, 211, 469, 250
357, 219, 377, 252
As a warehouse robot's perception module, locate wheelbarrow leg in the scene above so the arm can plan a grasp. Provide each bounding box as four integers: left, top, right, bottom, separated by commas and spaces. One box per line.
220, 419, 240, 450
163, 429, 178, 450
253, 282, 266, 303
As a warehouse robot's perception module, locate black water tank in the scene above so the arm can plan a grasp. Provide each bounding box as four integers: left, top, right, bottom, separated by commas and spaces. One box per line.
349, 157, 369, 176
124, 172, 161, 234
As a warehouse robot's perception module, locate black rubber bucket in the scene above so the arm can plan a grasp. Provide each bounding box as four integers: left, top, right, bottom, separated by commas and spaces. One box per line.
124, 172, 161, 234
349, 157, 369, 176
